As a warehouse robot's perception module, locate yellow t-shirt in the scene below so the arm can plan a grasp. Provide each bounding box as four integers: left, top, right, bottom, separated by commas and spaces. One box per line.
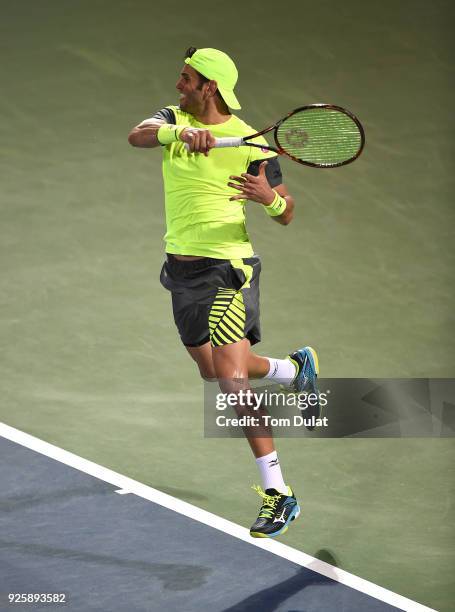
160, 106, 278, 259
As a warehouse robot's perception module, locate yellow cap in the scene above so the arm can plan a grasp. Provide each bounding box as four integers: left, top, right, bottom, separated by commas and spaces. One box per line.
184, 48, 241, 110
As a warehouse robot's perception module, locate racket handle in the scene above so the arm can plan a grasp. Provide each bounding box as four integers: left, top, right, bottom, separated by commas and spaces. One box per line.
213, 137, 244, 148
183, 136, 244, 151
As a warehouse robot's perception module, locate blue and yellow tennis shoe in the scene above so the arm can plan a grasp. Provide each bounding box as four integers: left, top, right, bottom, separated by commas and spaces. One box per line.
287, 346, 320, 429
288, 346, 319, 393
250, 485, 300, 538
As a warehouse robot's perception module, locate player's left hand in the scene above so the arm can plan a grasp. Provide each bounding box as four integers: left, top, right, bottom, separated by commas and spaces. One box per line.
228, 161, 275, 205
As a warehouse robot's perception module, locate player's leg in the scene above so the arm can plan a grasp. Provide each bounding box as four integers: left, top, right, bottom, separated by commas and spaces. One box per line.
186, 341, 271, 380
211, 338, 274, 459
211, 338, 300, 538
187, 341, 318, 391
186, 341, 293, 380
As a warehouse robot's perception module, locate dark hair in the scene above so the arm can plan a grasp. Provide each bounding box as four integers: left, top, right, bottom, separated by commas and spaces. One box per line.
183, 47, 228, 109
184, 47, 210, 88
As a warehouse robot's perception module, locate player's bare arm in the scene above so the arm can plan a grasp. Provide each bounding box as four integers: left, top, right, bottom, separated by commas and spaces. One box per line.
128, 119, 165, 148
228, 160, 295, 225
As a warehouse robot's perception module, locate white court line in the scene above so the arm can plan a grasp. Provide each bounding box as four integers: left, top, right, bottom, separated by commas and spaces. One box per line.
0, 422, 435, 612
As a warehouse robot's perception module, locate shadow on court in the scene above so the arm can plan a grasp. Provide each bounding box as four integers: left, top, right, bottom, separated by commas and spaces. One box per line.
221, 549, 343, 612
221, 566, 333, 612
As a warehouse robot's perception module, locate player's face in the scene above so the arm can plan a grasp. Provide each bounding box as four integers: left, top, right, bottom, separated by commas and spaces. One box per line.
176, 65, 206, 114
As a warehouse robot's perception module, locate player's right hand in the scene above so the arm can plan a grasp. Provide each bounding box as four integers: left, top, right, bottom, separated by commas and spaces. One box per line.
180, 128, 215, 156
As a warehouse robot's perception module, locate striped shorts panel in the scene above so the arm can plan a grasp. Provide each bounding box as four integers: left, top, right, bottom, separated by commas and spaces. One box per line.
160, 255, 261, 348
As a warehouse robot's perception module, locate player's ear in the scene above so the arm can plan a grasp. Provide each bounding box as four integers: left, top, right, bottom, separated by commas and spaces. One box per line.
207, 80, 218, 98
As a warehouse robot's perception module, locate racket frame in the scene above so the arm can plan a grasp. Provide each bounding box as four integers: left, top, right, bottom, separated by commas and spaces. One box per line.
241, 104, 365, 168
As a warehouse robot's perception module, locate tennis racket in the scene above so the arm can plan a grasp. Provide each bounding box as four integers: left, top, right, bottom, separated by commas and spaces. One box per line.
196, 104, 365, 168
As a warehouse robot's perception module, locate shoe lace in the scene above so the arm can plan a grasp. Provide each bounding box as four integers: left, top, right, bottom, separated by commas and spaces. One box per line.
252, 485, 280, 519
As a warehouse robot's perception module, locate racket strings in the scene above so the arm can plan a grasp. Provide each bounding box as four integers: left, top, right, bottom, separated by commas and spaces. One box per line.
276, 108, 362, 166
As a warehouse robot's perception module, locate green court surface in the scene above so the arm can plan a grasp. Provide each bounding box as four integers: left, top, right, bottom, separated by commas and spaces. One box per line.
1, 1, 454, 610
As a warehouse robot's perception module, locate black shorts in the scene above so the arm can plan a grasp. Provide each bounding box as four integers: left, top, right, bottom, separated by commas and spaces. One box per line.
160, 255, 261, 348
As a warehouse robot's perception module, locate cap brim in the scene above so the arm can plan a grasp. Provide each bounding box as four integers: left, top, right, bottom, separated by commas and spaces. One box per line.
218, 86, 241, 110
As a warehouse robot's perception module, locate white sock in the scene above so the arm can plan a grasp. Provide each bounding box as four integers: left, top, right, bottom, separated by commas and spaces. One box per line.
255, 451, 287, 494
264, 357, 297, 385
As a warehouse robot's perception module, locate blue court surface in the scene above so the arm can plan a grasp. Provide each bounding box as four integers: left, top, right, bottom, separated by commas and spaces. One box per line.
0, 425, 434, 612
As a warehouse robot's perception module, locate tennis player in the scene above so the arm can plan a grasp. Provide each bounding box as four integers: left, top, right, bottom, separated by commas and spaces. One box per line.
128, 47, 319, 538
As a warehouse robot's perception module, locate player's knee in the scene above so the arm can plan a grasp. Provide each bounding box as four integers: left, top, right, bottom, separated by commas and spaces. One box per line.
212, 346, 248, 381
